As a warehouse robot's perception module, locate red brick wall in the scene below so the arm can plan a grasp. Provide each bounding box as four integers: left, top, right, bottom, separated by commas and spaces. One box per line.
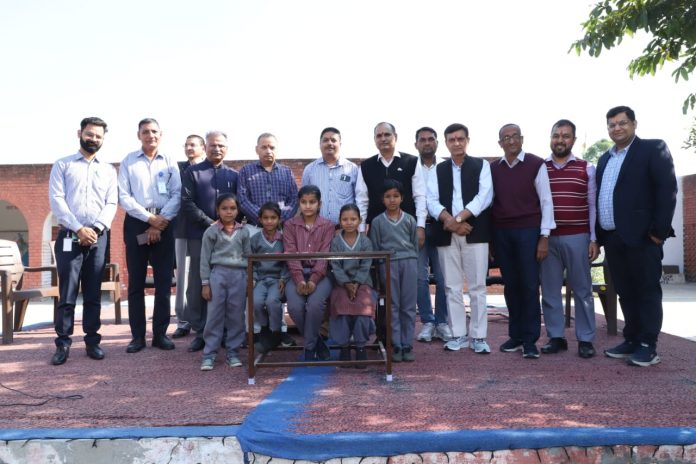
683, 174, 696, 281
5, 163, 695, 287
0, 160, 315, 291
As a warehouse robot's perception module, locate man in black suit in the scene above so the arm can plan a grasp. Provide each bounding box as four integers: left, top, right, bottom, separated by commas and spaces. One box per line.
597, 105, 677, 367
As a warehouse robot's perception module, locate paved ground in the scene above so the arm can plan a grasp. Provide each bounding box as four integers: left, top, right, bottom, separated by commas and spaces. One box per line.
1, 284, 695, 461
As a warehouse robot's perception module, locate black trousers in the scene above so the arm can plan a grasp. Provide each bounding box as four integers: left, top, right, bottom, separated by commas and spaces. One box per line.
54, 229, 108, 347
124, 215, 175, 339
603, 231, 664, 346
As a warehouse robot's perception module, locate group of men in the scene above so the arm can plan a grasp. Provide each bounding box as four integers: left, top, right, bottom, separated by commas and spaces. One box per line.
48, 105, 677, 369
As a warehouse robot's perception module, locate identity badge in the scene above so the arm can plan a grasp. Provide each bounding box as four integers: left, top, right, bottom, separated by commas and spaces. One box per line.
340, 174, 350, 182
157, 171, 167, 194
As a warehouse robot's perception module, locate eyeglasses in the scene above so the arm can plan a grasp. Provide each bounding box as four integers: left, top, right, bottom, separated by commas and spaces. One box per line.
607, 120, 632, 130
500, 134, 522, 143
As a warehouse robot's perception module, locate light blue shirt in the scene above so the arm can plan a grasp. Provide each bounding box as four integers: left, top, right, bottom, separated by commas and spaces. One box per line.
118, 150, 181, 222
598, 139, 633, 230
301, 156, 358, 224
49, 152, 118, 232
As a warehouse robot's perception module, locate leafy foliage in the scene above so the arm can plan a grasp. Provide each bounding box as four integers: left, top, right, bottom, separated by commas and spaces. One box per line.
583, 139, 614, 164
571, 0, 696, 114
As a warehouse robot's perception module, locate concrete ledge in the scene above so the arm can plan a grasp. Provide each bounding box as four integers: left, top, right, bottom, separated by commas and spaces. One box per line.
250, 444, 696, 464
0, 436, 243, 464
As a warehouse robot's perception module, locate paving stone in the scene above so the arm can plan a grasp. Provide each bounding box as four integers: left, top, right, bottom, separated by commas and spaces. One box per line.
492, 449, 541, 464
653, 445, 684, 462
358, 456, 388, 464
387, 453, 422, 464
632, 445, 658, 461
446, 451, 493, 463
683, 444, 696, 463
420, 452, 448, 464
537, 447, 569, 464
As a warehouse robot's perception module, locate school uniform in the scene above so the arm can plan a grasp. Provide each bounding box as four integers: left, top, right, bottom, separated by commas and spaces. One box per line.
368, 211, 418, 349
329, 232, 376, 347
250, 230, 288, 332
199, 223, 250, 360
283, 215, 335, 351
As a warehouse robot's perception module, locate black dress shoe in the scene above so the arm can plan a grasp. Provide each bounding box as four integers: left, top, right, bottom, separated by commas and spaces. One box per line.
51, 346, 70, 365
152, 334, 175, 350
171, 328, 190, 339
188, 336, 205, 352
86, 344, 105, 360
541, 337, 568, 354
578, 341, 596, 359
126, 337, 146, 353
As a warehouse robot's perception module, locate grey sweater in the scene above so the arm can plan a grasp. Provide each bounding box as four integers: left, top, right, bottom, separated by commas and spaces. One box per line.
200, 223, 251, 284
330, 232, 373, 287
250, 231, 289, 282
368, 211, 418, 260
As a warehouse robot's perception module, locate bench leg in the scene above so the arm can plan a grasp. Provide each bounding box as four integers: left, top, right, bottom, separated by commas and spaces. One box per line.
14, 300, 29, 331
2, 298, 12, 344
113, 287, 122, 324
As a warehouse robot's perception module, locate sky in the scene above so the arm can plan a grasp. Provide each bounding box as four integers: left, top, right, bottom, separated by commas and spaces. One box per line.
1, 0, 694, 175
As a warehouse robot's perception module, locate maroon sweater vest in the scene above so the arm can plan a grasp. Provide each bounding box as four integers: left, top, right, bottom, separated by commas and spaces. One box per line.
546, 158, 590, 236
491, 153, 544, 228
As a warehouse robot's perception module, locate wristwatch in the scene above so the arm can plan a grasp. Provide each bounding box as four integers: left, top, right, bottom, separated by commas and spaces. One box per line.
455, 215, 463, 223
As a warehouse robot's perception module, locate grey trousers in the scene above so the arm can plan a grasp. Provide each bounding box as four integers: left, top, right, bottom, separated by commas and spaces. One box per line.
203, 266, 247, 358
382, 258, 417, 348
253, 277, 284, 332
330, 315, 374, 347
285, 276, 332, 350
540, 233, 596, 342
184, 239, 206, 336
174, 238, 190, 330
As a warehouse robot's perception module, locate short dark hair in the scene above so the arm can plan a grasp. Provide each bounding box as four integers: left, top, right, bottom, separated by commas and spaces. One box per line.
498, 123, 521, 140
383, 178, 404, 196
606, 105, 635, 121
298, 184, 321, 201
444, 123, 469, 138
186, 134, 205, 146
339, 203, 361, 220
215, 193, 238, 209
551, 119, 576, 137
374, 122, 396, 135
415, 127, 437, 141
320, 127, 341, 141
259, 201, 281, 218
257, 132, 276, 145
138, 118, 160, 131
81, 117, 108, 133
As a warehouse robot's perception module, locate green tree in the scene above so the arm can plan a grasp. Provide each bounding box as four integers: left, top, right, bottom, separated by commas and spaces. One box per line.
571, 0, 696, 148
583, 139, 613, 164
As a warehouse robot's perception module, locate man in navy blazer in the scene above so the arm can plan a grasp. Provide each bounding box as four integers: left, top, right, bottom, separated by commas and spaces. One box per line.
596, 105, 677, 367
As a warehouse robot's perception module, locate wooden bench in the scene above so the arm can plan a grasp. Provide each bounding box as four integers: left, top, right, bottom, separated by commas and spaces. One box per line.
49, 240, 122, 326
245, 250, 394, 385
0, 239, 59, 344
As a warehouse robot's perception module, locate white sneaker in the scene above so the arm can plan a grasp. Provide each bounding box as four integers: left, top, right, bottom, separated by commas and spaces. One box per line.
417, 322, 435, 342
471, 338, 491, 354
444, 335, 469, 351
435, 323, 454, 341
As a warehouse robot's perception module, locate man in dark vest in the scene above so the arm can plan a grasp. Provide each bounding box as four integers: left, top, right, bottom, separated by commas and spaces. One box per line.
426, 123, 493, 354
491, 123, 555, 359
540, 120, 600, 359
355, 122, 426, 343
355, 122, 426, 246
